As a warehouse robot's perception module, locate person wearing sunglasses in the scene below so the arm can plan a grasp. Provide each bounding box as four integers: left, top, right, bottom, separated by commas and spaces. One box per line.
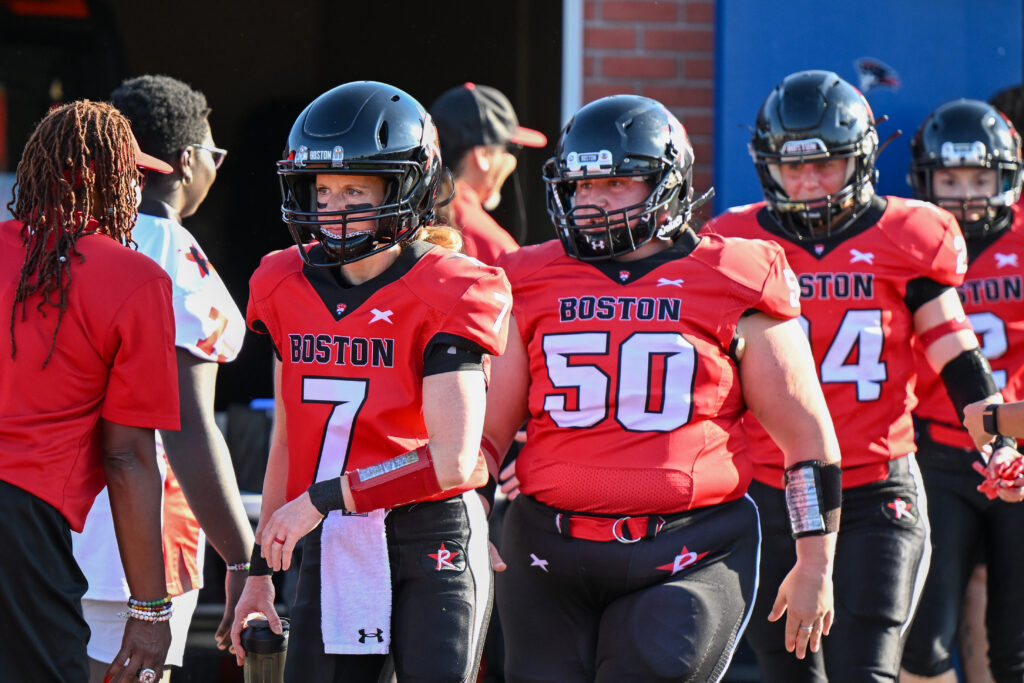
72, 74, 252, 683
430, 83, 547, 266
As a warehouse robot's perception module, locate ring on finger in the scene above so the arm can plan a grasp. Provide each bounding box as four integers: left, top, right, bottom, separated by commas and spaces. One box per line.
138, 668, 159, 683
799, 624, 814, 632
272, 536, 286, 544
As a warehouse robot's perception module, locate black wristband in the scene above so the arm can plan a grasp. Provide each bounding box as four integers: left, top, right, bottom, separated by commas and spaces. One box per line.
984, 404, 1001, 436
308, 477, 346, 516
784, 460, 842, 538
478, 475, 497, 515
993, 434, 1017, 451
248, 544, 273, 577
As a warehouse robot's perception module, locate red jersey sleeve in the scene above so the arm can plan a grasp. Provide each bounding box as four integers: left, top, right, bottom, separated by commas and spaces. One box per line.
246, 249, 292, 354
101, 275, 180, 430
429, 252, 512, 356
754, 241, 801, 319
895, 199, 968, 287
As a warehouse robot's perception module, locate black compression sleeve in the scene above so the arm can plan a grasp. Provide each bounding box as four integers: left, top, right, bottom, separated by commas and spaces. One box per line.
940, 348, 998, 420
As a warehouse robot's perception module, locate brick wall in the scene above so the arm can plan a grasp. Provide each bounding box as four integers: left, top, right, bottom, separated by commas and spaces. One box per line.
582, 0, 716, 200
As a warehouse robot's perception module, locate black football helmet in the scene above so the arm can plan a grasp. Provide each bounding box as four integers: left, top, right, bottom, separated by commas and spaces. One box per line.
278, 81, 442, 266
909, 98, 1023, 238
542, 94, 696, 260
750, 70, 879, 240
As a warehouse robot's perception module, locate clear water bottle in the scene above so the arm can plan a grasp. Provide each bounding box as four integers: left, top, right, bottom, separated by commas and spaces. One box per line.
242, 617, 289, 683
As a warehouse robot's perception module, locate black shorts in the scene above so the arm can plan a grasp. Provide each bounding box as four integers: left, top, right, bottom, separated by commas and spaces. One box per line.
285, 493, 491, 683
0, 479, 90, 683
902, 434, 1024, 681
496, 493, 760, 683
744, 455, 930, 683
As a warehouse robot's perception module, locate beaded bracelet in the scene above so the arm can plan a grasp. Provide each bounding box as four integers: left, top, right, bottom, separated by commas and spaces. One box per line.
128, 596, 172, 609
121, 604, 174, 623
226, 561, 251, 573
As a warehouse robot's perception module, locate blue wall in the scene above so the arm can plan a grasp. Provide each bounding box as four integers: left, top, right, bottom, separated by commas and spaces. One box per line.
714, 0, 1022, 213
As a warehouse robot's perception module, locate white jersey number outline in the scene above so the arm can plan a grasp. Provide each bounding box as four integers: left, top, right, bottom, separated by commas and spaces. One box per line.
542, 331, 696, 431
302, 376, 369, 482
799, 309, 887, 401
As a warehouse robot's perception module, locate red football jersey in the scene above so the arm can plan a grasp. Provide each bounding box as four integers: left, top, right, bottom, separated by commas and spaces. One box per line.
915, 203, 1024, 449
247, 241, 511, 503
498, 232, 800, 514
706, 197, 967, 488
0, 219, 180, 531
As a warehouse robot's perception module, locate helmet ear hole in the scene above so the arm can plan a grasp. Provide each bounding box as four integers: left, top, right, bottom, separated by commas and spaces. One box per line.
378, 121, 389, 149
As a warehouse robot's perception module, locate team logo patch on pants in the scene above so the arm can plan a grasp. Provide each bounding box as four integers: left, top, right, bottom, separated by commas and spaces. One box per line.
882, 496, 918, 526
422, 540, 466, 573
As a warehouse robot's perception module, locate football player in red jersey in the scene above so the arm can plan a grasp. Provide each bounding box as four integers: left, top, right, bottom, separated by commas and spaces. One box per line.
901, 99, 1024, 683
484, 94, 841, 682
228, 81, 512, 683
706, 71, 1021, 682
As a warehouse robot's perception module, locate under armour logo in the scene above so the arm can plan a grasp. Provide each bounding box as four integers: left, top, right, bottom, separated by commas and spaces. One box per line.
369, 308, 394, 324
996, 252, 1018, 268
657, 546, 708, 576
529, 553, 549, 572
657, 277, 685, 288
887, 498, 913, 520
850, 248, 874, 265
358, 628, 384, 643
428, 542, 460, 571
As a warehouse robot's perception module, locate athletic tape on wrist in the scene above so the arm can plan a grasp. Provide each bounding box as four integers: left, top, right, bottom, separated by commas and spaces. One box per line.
347, 444, 444, 512
784, 460, 841, 538
248, 543, 273, 576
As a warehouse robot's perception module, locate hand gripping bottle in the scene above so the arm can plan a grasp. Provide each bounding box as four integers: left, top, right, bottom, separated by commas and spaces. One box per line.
242, 618, 289, 683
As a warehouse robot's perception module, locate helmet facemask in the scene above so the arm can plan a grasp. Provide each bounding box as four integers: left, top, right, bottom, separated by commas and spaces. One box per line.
279, 158, 435, 267
543, 152, 691, 261
910, 133, 1023, 239
752, 133, 878, 241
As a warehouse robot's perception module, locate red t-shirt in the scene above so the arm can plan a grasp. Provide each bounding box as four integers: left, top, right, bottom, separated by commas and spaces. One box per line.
247, 241, 511, 503
498, 233, 800, 514
0, 219, 180, 531
706, 197, 966, 487
914, 203, 1024, 449
451, 181, 519, 266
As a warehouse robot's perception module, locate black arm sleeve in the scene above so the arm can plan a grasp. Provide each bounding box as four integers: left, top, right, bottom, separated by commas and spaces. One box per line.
940, 348, 998, 421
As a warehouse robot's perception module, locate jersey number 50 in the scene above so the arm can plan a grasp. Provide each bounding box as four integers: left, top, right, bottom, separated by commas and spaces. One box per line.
542, 331, 696, 431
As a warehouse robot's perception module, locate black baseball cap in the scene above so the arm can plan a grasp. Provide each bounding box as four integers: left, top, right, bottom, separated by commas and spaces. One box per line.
431, 83, 547, 159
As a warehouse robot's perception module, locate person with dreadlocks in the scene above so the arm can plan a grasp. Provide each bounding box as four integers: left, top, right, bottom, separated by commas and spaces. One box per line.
0, 100, 179, 683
